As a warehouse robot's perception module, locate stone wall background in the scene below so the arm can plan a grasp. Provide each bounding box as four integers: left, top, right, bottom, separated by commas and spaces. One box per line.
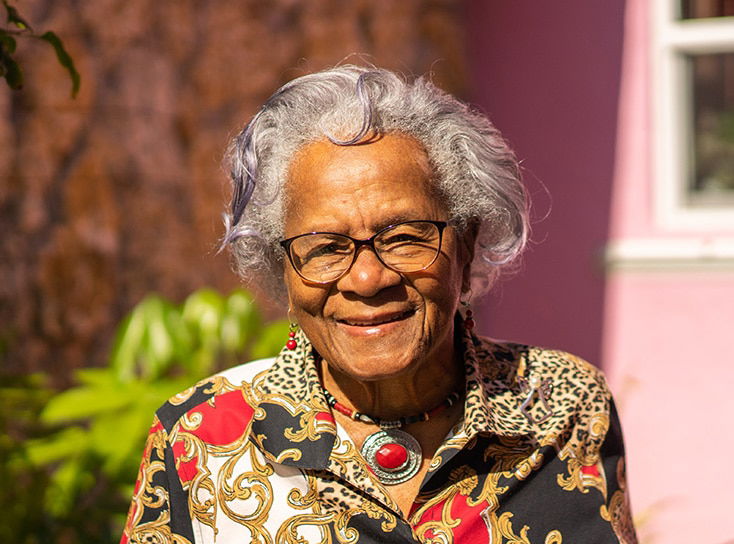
0, 0, 466, 382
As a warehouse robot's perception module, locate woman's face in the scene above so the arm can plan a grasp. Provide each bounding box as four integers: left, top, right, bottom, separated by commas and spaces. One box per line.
283, 133, 473, 382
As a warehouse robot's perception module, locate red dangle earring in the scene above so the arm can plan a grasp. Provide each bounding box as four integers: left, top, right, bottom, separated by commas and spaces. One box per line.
286, 309, 298, 350
286, 321, 298, 350
461, 291, 474, 331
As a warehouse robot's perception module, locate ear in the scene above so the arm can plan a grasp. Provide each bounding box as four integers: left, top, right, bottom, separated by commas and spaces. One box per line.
459, 220, 479, 294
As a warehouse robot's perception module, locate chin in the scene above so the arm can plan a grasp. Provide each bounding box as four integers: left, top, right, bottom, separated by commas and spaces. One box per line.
329, 339, 425, 382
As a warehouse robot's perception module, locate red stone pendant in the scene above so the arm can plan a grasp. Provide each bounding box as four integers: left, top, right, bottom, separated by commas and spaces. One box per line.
375, 443, 408, 470
361, 429, 421, 485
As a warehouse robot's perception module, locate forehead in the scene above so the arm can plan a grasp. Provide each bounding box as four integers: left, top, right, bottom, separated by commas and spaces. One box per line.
284, 133, 445, 234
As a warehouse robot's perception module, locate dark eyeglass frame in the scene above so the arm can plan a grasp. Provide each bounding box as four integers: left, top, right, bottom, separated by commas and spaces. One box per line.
279, 219, 449, 284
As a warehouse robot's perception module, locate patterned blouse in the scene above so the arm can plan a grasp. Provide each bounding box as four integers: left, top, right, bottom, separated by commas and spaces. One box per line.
121, 327, 638, 543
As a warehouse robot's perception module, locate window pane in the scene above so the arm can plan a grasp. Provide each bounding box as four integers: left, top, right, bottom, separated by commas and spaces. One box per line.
687, 52, 734, 205
680, 0, 734, 19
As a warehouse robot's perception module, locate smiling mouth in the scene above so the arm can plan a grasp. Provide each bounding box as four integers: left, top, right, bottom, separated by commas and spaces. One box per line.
337, 309, 415, 327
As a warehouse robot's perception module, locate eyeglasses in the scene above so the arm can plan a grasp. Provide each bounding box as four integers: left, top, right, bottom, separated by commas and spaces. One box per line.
280, 220, 449, 283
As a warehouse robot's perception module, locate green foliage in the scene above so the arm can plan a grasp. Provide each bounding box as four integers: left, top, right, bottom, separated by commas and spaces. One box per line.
2, 288, 287, 543
0, 374, 56, 543
1, 0, 80, 96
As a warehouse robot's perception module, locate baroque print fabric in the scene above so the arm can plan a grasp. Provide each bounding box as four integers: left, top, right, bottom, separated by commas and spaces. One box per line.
121, 328, 638, 543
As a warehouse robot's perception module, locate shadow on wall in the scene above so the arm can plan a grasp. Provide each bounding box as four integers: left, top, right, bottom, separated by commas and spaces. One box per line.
465, 0, 626, 367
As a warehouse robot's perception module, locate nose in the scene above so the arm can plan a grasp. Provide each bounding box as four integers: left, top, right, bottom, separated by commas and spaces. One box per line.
336, 246, 401, 297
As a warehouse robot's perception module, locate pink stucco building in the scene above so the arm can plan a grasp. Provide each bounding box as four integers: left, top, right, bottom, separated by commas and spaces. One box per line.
467, 2, 734, 543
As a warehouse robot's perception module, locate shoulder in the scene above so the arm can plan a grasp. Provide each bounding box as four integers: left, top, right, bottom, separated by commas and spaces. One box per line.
474, 337, 614, 436
526, 345, 610, 394
475, 336, 609, 396
155, 357, 276, 435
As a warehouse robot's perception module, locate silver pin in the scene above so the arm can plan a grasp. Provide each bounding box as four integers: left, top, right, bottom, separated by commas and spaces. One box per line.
518, 372, 554, 425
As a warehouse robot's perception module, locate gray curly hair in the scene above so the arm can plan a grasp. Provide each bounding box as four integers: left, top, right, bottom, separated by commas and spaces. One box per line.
223, 65, 528, 303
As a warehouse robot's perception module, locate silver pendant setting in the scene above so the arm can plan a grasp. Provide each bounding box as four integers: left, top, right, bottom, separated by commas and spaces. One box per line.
360, 429, 422, 485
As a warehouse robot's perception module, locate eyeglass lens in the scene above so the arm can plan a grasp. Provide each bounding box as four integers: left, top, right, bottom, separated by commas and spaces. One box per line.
288, 221, 442, 282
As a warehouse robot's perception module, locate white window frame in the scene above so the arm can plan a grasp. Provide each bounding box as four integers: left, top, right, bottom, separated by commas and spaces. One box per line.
652, 0, 734, 230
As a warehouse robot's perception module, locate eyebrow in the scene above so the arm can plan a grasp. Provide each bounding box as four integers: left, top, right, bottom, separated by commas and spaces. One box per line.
372, 214, 423, 231
299, 213, 431, 236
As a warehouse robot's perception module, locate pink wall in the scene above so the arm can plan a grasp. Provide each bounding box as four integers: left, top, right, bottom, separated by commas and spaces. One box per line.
603, 0, 734, 542
604, 273, 734, 543
467, 1, 734, 542
465, 0, 626, 366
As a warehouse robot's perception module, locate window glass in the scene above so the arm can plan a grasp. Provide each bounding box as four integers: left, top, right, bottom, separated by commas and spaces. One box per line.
688, 52, 734, 205
680, 0, 734, 19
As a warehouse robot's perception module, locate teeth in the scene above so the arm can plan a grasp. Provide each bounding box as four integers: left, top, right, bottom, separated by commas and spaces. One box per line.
341, 310, 412, 326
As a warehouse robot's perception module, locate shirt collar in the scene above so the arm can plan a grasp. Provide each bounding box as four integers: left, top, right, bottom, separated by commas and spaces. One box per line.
457, 326, 536, 439
249, 327, 337, 469
248, 322, 537, 470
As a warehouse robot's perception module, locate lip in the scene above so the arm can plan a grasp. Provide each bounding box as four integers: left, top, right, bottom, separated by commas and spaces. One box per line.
335, 308, 415, 335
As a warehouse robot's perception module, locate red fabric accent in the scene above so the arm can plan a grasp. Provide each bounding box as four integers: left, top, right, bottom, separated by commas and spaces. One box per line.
171, 391, 255, 483
412, 493, 490, 542
315, 411, 335, 423
581, 464, 600, 477
172, 440, 197, 484
187, 390, 255, 445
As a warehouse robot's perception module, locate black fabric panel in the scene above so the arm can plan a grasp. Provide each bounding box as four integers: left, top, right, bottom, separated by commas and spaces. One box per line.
497, 450, 619, 543
601, 398, 626, 497
419, 435, 621, 543
251, 401, 335, 470
156, 381, 217, 433
164, 442, 196, 542
137, 437, 167, 525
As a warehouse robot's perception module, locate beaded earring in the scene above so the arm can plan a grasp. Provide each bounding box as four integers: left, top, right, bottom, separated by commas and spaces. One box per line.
286, 309, 298, 350
461, 290, 474, 331
286, 322, 298, 350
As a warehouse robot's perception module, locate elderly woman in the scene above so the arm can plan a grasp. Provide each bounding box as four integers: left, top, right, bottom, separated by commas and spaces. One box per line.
122, 66, 637, 544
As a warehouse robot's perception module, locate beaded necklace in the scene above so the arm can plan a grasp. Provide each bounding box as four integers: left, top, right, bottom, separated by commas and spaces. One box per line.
323, 388, 461, 485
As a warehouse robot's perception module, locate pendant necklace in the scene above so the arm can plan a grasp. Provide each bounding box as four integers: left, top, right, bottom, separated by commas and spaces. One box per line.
323, 388, 461, 485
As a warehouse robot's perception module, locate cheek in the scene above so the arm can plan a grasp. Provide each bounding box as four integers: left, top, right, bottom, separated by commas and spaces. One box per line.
414, 271, 461, 319
418, 259, 464, 318
285, 270, 330, 318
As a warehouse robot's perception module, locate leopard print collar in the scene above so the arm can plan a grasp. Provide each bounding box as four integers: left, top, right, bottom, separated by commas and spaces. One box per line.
248, 321, 540, 470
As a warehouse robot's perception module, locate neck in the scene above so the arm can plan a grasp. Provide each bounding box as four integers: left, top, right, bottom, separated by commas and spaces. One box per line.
319, 332, 464, 421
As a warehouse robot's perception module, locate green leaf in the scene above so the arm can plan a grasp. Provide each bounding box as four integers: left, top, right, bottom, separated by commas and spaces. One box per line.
74, 367, 116, 387
89, 407, 151, 475
220, 289, 262, 352
39, 31, 80, 97
183, 289, 225, 334
41, 384, 134, 423
163, 301, 194, 363
0, 48, 22, 89
139, 295, 193, 378
110, 306, 147, 381
0, 29, 17, 53
182, 289, 225, 358
141, 299, 175, 378
24, 427, 89, 465
4, 2, 32, 31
